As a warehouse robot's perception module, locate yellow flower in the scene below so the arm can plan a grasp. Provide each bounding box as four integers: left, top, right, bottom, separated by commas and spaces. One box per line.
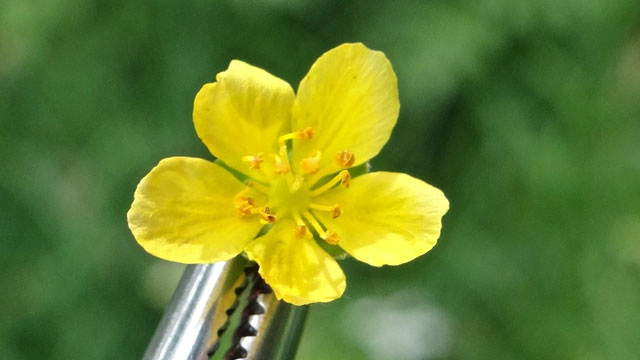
127, 43, 449, 305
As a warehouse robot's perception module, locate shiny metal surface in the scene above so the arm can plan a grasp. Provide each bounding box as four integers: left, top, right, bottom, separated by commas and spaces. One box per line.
143, 257, 247, 360
240, 293, 309, 360
225, 276, 309, 360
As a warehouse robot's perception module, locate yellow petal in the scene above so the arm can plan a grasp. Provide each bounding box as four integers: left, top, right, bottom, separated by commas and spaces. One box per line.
193, 60, 294, 182
313, 172, 449, 267
127, 157, 263, 263
244, 219, 346, 305
291, 43, 399, 183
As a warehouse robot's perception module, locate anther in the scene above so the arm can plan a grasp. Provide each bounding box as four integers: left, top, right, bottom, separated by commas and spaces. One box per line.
335, 150, 355, 168
258, 207, 276, 224
322, 231, 340, 245
339, 170, 351, 188
295, 127, 314, 140
234, 188, 255, 216
301, 151, 321, 174
234, 197, 254, 216
330, 205, 342, 219
242, 153, 264, 170
278, 127, 314, 145
235, 198, 254, 216
293, 225, 308, 239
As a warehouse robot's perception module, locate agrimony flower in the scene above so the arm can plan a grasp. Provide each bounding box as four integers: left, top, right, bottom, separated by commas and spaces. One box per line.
127, 43, 449, 305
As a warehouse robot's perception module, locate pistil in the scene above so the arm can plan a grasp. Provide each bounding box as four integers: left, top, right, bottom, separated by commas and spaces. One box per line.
289, 176, 304, 193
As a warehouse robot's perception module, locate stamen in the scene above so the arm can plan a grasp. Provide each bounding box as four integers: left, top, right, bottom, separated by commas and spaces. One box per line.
309, 203, 342, 219
293, 225, 308, 239
310, 170, 351, 196
235, 199, 254, 216
273, 145, 291, 175
335, 150, 355, 168
234, 188, 255, 217
322, 230, 340, 245
258, 206, 276, 224
295, 127, 314, 140
242, 153, 264, 170
302, 210, 326, 237
301, 151, 321, 174
302, 210, 340, 245
278, 127, 314, 146
273, 155, 291, 174
340, 170, 351, 188
330, 205, 342, 219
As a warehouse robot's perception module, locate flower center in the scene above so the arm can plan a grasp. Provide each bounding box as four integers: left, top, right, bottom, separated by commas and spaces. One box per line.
235, 127, 355, 244
267, 177, 311, 220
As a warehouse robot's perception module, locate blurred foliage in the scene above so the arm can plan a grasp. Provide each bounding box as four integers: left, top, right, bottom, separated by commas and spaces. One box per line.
2, 0, 640, 359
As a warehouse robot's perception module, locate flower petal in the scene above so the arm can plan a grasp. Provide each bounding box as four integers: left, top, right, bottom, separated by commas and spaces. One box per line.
127, 157, 264, 263
313, 172, 449, 267
244, 219, 346, 305
292, 43, 399, 183
193, 60, 295, 182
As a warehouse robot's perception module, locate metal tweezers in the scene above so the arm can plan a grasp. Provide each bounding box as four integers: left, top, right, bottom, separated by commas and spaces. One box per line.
142, 256, 308, 360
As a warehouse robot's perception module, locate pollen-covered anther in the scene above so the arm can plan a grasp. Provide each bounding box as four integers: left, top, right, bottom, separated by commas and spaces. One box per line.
335, 150, 355, 168
293, 225, 308, 239
242, 153, 264, 170
234, 188, 255, 216
259, 207, 276, 224
339, 170, 351, 188
322, 230, 340, 245
330, 205, 342, 219
234, 197, 254, 216
278, 127, 314, 145
301, 151, 321, 174
295, 127, 314, 140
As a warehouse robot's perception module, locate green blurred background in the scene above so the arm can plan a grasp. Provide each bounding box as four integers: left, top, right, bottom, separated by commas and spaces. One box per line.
2, 0, 640, 359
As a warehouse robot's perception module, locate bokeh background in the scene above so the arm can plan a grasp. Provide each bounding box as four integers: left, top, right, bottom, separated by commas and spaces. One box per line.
2, 0, 640, 359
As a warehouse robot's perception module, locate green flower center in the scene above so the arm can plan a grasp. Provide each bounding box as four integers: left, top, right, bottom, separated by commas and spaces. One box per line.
267, 177, 311, 220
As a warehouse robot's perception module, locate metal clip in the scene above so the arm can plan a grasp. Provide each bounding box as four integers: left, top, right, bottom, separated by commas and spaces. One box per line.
142, 256, 308, 360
